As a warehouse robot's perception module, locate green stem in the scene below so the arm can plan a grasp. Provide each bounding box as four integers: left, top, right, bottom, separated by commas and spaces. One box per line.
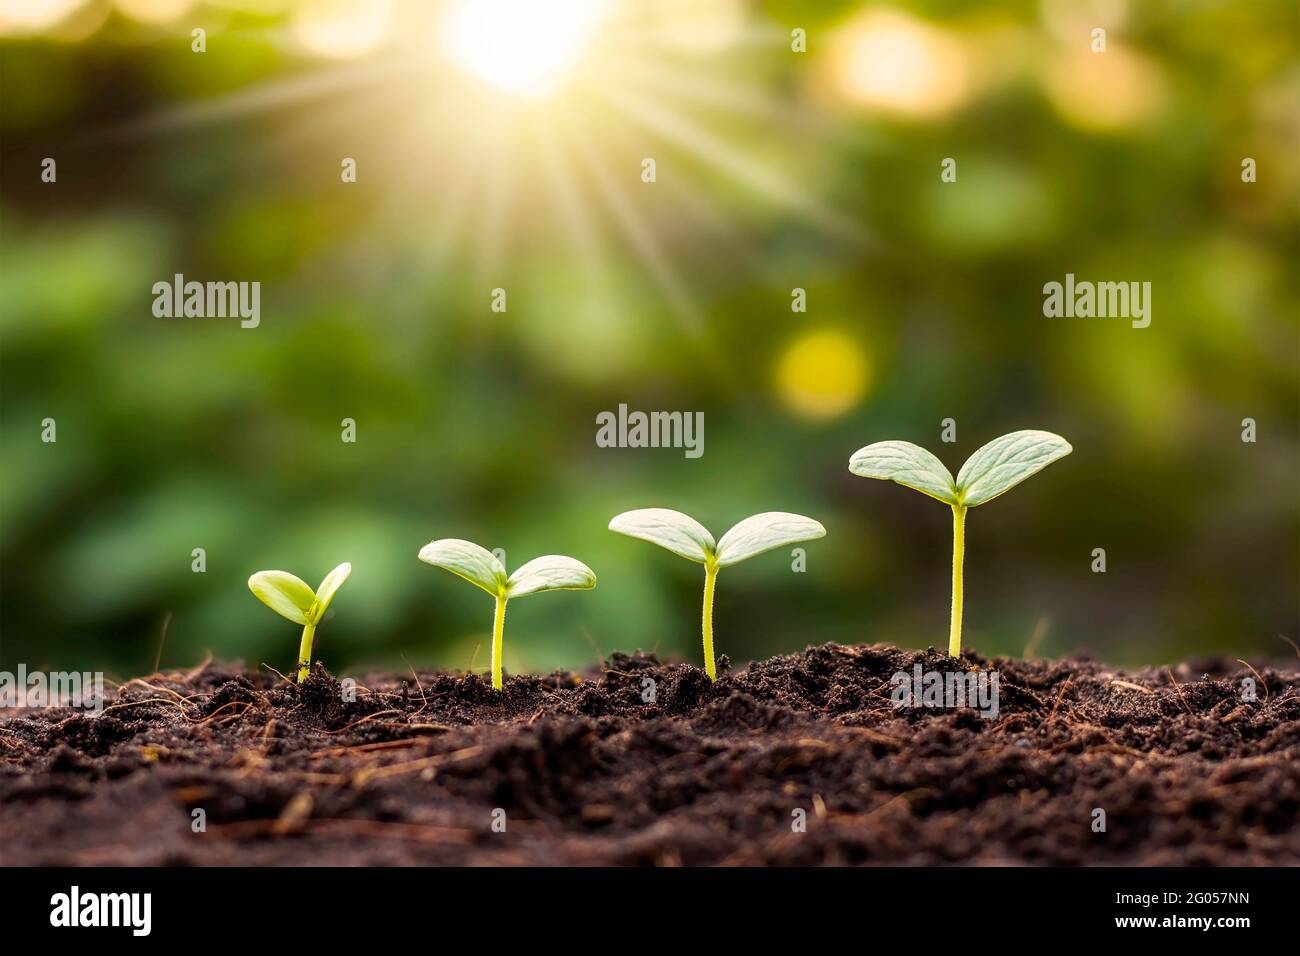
491, 593, 507, 691
702, 561, 719, 681
949, 505, 966, 658
296, 622, 316, 683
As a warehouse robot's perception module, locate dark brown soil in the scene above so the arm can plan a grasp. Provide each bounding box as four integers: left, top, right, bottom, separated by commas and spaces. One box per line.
1, 644, 1297, 865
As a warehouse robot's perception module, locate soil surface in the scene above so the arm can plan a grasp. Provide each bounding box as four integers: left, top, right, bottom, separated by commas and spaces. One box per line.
2, 644, 1297, 865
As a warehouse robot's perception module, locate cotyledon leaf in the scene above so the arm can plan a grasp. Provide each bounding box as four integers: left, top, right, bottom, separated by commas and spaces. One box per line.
311, 562, 352, 621
506, 555, 597, 599
418, 539, 509, 595
715, 512, 826, 568
848, 440, 959, 504
248, 570, 316, 625
608, 508, 716, 563
955, 430, 1073, 507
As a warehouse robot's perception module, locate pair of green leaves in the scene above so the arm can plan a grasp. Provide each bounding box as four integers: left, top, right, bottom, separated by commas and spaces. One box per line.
418, 539, 596, 691
608, 509, 825, 682
848, 430, 1072, 509
249, 562, 353, 682
416, 540, 597, 597
249, 562, 352, 627
607, 509, 826, 567
849, 429, 1071, 658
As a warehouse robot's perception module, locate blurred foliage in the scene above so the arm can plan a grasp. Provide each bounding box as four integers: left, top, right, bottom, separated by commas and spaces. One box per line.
1, 0, 1297, 679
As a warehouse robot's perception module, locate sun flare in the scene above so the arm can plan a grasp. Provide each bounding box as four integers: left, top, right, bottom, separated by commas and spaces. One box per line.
86, 0, 861, 348
443, 0, 609, 97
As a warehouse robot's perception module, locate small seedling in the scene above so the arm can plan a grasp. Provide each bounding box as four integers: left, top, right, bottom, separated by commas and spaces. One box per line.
418, 539, 596, 691
848, 429, 1071, 657
608, 509, 826, 681
248, 562, 352, 682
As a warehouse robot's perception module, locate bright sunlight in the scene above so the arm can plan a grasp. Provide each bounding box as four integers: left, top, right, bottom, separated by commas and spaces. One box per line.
443, 0, 610, 96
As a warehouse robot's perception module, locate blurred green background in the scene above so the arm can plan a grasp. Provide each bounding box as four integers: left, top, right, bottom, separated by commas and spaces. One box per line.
1, 0, 1297, 679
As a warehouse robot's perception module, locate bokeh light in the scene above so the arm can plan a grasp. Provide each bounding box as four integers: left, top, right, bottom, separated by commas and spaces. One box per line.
1042, 45, 1166, 131
0, 0, 87, 34
821, 8, 971, 118
774, 329, 870, 421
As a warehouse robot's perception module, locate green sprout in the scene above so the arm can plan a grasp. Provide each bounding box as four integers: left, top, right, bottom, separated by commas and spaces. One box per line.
608, 509, 826, 681
848, 429, 1071, 658
418, 539, 596, 691
248, 562, 352, 682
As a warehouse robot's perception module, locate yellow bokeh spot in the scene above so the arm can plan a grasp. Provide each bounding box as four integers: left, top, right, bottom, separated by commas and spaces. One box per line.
774, 329, 870, 420
1043, 46, 1165, 132
0, 0, 85, 33
823, 9, 970, 119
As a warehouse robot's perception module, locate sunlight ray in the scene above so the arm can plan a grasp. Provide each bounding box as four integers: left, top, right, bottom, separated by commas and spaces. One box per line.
471, 109, 519, 284
422, 144, 490, 276
562, 112, 700, 334
556, 107, 752, 403
601, 103, 761, 272
269, 78, 414, 170
533, 126, 631, 365
611, 51, 819, 128
79, 54, 422, 145
536, 120, 606, 271
339, 94, 490, 296
594, 81, 868, 244
601, 11, 787, 53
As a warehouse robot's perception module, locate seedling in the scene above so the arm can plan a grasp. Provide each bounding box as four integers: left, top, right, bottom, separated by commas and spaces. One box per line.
608, 509, 826, 681
848, 429, 1071, 657
418, 539, 596, 691
248, 562, 352, 682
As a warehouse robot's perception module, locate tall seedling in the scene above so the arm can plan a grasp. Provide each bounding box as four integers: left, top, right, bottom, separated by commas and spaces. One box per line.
849, 430, 1071, 657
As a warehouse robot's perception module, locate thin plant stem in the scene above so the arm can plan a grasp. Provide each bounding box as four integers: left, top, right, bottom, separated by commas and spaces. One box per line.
702, 561, 719, 681
491, 594, 507, 691
949, 505, 966, 658
296, 622, 316, 683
